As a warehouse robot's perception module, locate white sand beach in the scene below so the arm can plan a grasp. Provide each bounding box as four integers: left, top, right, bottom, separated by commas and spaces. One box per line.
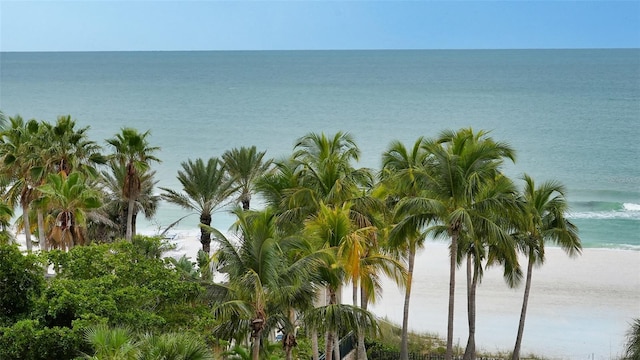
366, 242, 640, 359
16, 233, 640, 359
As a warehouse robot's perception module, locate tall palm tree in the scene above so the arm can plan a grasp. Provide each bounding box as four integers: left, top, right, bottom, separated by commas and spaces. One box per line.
460, 174, 521, 360
304, 202, 369, 360
100, 160, 160, 241
37, 172, 101, 250
222, 146, 272, 210
511, 174, 581, 360
160, 157, 234, 254
381, 138, 431, 360
0, 116, 43, 251
106, 128, 160, 241
394, 129, 516, 360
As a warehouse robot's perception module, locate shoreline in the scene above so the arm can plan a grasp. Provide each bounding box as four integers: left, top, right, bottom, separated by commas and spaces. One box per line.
12, 233, 640, 359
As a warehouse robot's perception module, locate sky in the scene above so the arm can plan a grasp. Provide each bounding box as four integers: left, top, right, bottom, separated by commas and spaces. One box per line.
1, 1, 639, 52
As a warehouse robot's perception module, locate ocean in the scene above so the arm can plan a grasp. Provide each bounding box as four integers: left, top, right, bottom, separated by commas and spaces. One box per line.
1, 49, 639, 358
1, 49, 638, 249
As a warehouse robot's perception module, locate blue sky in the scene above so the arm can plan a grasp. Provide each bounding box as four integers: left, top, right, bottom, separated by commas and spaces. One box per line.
1, 1, 638, 51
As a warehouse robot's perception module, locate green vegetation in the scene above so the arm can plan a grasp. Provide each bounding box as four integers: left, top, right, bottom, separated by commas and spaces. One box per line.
0, 113, 583, 359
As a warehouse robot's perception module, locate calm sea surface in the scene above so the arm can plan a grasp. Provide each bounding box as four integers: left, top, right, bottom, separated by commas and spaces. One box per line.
1, 49, 639, 249
1, 49, 639, 358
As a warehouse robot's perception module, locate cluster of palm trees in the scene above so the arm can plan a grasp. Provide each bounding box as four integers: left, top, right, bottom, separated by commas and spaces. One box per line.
0, 114, 162, 250
0, 112, 581, 360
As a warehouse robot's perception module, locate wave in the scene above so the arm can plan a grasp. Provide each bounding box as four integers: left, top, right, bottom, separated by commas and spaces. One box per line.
567, 201, 640, 220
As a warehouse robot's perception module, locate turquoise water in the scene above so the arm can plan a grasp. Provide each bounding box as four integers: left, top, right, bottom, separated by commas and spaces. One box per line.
1, 49, 638, 249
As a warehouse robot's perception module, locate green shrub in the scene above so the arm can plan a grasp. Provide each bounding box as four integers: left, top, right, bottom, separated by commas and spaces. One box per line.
0, 244, 44, 326
0, 319, 87, 360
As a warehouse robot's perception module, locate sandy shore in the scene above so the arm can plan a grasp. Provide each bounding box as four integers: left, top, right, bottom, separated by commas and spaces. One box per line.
15, 233, 640, 359
365, 242, 640, 359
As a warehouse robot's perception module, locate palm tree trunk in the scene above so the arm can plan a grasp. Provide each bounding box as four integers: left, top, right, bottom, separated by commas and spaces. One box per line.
200, 213, 212, 254
126, 197, 134, 241
513, 256, 534, 360
252, 330, 262, 360
311, 328, 319, 360
325, 287, 338, 360
400, 245, 415, 360
37, 210, 46, 251
334, 288, 341, 360
357, 286, 369, 360
325, 330, 335, 360
22, 202, 32, 252
464, 255, 478, 360
284, 308, 297, 360
352, 280, 358, 306
132, 212, 137, 238
446, 231, 458, 360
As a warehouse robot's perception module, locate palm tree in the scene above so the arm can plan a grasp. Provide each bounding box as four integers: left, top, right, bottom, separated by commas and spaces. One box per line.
160, 157, 234, 254
304, 202, 370, 360
99, 160, 159, 241
0, 116, 43, 251
37, 172, 102, 250
393, 129, 516, 360
511, 174, 581, 360
381, 138, 430, 360
460, 174, 521, 360
222, 146, 272, 210
106, 128, 160, 241
83, 325, 139, 360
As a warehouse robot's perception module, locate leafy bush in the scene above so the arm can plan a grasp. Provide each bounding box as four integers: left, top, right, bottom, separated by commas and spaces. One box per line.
0, 244, 44, 326
0, 319, 87, 360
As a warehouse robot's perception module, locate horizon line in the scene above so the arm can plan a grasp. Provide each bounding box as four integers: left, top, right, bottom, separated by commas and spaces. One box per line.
2, 47, 639, 53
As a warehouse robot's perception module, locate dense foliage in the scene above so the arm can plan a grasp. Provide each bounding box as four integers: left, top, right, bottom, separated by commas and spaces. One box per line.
0, 238, 211, 359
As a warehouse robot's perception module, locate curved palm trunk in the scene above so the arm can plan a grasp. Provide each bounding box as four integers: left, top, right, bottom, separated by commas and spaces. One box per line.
400, 245, 415, 360
200, 213, 212, 254
463, 255, 478, 360
513, 256, 534, 360
21, 202, 32, 252
126, 197, 134, 241
446, 230, 459, 360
